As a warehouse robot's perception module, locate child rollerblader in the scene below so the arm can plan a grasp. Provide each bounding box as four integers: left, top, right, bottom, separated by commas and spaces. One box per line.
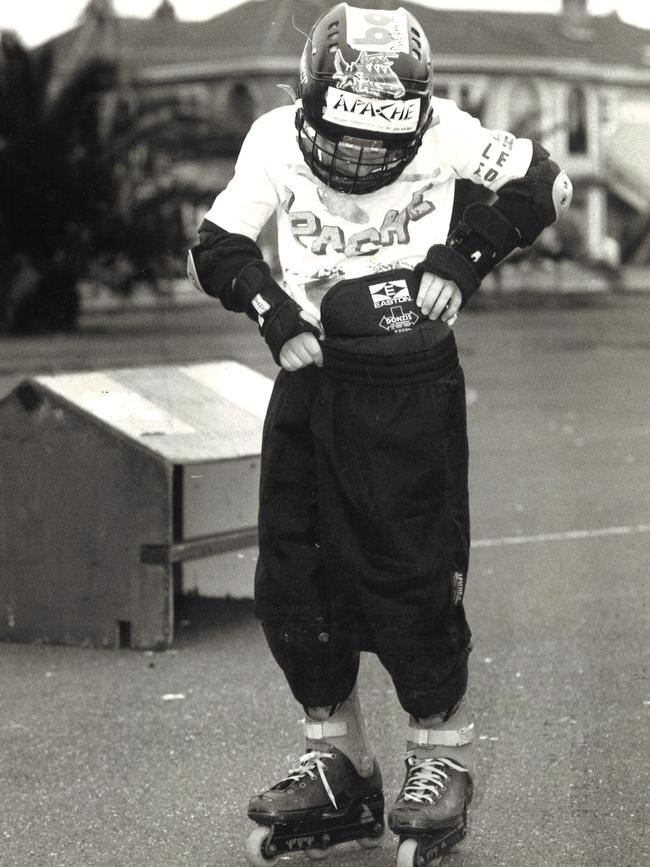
188, 4, 571, 863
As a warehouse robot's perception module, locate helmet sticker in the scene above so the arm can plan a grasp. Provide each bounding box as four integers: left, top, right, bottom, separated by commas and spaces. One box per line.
333, 49, 405, 99
345, 7, 410, 53
323, 86, 420, 134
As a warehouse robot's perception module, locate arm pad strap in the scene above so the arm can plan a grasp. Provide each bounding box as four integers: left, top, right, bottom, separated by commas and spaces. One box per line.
415, 202, 520, 306
235, 261, 321, 365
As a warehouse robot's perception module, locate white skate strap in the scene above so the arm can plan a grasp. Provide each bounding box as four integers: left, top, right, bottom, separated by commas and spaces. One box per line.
303, 719, 348, 740
409, 722, 475, 747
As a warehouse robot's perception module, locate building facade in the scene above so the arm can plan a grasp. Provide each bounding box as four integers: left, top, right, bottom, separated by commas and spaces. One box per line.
43, 0, 650, 269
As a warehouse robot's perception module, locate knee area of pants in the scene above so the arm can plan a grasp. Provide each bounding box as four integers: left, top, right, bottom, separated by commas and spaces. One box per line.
396, 667, 468, 720
284, 663, 358, 712
402, 697, 462, 721
292, 665, 357, 709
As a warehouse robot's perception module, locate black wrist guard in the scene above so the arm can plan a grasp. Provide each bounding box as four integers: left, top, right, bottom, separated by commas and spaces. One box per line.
235, 262, 320, 365
413, 245, 480, 304
415, 202, 520, 306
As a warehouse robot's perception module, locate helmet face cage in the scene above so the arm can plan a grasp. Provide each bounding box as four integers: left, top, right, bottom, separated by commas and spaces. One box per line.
295, 109, 430, 195
297, 4, 434, 194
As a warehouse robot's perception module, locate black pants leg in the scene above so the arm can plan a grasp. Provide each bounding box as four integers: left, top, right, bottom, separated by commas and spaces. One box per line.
255, 367, 359, 709
255, 360, 471, 718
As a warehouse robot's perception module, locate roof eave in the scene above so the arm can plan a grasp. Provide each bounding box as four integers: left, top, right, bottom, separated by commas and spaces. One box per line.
134, 54, 650, 88
135, 57, 300, 84
432, 55, 650, 85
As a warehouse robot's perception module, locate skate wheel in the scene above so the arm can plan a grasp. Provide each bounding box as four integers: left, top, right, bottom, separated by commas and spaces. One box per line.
396, 838, 443, 867
396, 838, 418, 867
305, 847, 329, 861
245, 825, 280, 867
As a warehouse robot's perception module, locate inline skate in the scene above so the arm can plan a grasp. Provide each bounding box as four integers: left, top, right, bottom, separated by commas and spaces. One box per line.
246, 746, 384, 863
389, 753, 472, 867
245, 686, 384, 864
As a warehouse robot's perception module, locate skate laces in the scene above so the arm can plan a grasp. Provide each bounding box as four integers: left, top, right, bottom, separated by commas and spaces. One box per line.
402, 755, 468, 804
277, 750, 339, 810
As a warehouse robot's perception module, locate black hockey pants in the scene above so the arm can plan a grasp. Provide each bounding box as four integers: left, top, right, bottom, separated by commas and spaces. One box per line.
254, 274, 472, 719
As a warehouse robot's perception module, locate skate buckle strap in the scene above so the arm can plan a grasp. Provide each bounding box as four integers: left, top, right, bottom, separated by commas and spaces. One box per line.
303, 719, 348, 740
409, 722, 475, 747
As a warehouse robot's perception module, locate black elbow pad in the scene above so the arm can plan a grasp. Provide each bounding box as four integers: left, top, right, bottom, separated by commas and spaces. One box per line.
187, 222, 319, 365
495, 158, 573, 246
187, 220, 267, 303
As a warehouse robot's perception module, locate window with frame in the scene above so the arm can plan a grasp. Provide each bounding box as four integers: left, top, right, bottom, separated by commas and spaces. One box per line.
568, 86, 588, 154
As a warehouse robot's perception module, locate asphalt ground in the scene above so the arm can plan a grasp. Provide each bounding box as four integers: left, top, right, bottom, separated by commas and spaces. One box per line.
1, 290, 649, 867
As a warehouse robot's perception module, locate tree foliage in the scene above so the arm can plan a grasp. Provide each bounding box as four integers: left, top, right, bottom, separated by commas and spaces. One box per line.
0, 33, 202, 333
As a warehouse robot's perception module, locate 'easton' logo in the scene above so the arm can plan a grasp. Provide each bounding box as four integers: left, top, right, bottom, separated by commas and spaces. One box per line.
369, 279, 411, 308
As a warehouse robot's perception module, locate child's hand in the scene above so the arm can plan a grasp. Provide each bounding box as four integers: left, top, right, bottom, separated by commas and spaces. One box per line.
279, 332, 323, 371
416, 272, 462, 324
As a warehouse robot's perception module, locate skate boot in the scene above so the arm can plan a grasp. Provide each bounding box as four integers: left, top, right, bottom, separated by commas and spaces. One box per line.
389, 705, 474, 867
245, 685, 384, 865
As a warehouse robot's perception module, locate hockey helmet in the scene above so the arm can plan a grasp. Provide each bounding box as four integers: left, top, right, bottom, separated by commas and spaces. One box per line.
296, 3, 433, 194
